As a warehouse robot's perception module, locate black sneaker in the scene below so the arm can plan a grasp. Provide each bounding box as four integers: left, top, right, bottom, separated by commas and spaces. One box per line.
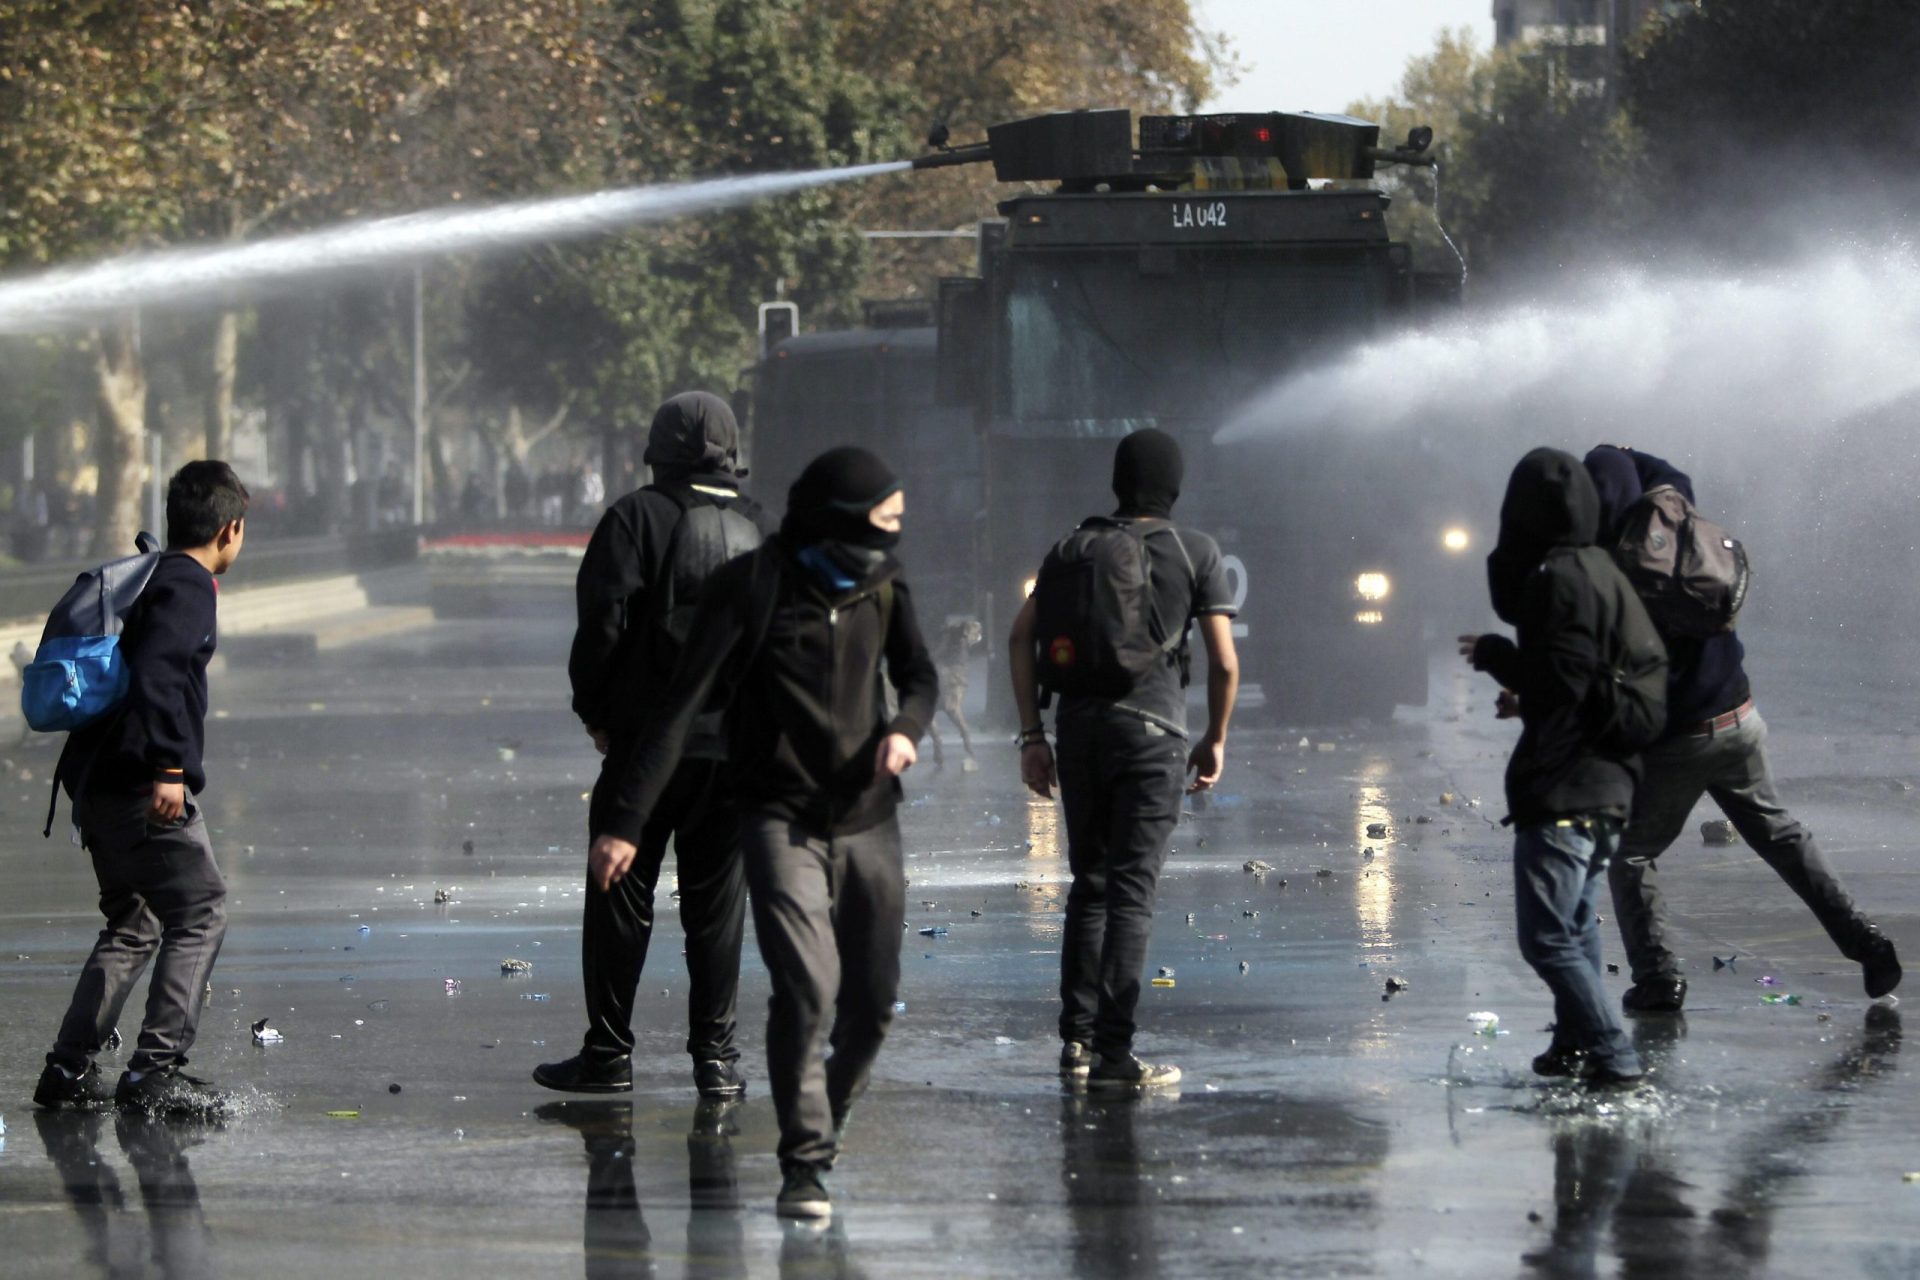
114, 1068, 231, 1119
694, 1058, 747, 1099
1087, 1052, 1181, 1090
1059, 1042, 1092, 1077
33, 1061, 116, 1111
1531, 1045, 1588, 1078
1858, 928, 1902, 999
1621, 976, 1688, 1014
532, 1052, 632, 1094
776, 1165, 832, 1220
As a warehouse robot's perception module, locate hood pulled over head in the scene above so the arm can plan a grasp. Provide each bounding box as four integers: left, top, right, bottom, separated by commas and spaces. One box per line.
1112, 428, 1183, 519
1486, 447, 1600, 624
1582, 445, 1644, 547
781, 446, 901, 551
644, 391, 739, 480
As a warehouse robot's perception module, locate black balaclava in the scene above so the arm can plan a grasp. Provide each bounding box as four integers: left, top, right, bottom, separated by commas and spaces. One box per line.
1486, 447, 1601, 625
1582, 445, 1644, 548
644, 391, 739, 482
782, 446, 902, 589
1112, 428, 1183, 519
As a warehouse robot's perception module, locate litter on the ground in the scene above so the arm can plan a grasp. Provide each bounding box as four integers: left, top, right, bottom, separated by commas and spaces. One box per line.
1151, 977, 1176, 988
1701, 819, 1739, 846
1158, 965, 1176, 978
1714, 955, 1738, 972
1243, 859, 1275, 875
444, 979, 462, 994
1365, 823, 1388, 839
521, 992, 551, 1001
1239, 961, 1250, 973
500, 958, 533, 974
1466, 1011, 1500, 1034
1383, 976, 1411, 999
918, 926, 948, 938
251, 1017, 284, 1045
1760, 992, 1802, 1005
325, 1109, 360, 1119
1439, 792, 1455, 806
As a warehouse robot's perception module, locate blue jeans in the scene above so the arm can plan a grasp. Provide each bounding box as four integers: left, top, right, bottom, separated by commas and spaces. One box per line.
1514, 819, 1640, 1073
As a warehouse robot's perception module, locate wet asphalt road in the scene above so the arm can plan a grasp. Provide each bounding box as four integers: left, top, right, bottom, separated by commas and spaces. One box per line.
0, 584, 1916, 1279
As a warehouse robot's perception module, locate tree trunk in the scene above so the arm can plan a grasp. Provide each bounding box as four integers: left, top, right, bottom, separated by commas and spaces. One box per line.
205, 307, 239, 460
92, 314, 148, 556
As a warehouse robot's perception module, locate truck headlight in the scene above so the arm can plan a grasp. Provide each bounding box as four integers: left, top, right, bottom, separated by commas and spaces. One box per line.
1354, 610, 1384, 625
1022, 576, 1037, 599
1355, 572, 1390, 601
1442, 527, 1470, 553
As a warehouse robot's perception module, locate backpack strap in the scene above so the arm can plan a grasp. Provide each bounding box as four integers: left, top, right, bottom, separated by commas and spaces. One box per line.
1118, 518, 1191, 657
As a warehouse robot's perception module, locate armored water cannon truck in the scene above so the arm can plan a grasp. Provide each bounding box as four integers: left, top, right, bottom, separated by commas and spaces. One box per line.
744, 107, 1466, 722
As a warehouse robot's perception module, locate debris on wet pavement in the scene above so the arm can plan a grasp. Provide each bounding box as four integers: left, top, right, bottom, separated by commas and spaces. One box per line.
1701, 818, 1739, 846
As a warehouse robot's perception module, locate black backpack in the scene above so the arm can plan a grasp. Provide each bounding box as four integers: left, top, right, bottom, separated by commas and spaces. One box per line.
648, 492, 764, 676
1612, 485, 1750, 638
1570, 545, 1669, 754
1031, 517, 1190, 698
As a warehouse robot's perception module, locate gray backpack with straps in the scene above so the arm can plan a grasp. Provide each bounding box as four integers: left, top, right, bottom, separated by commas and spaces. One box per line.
649, 496, 763, 674
1031, 516, 1192, 698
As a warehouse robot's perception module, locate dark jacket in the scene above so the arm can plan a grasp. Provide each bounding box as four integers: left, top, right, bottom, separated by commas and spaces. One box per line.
1472, 449, 1640, 828
1584, 446, 1750, 736
604, 538, 939, 843
61, 553, 218, 797
567, 472, 776, 745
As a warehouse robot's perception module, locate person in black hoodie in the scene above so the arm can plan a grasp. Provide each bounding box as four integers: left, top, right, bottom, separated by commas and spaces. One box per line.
591, 445, 937, 1221
1463, 448, 1656, 1085
540, 392, 777, 1100
33, 461, 247, 1118
1583, 445, 1901, 1012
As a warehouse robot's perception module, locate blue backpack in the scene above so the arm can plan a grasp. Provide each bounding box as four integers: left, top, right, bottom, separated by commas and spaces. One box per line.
21, 532, 163, 733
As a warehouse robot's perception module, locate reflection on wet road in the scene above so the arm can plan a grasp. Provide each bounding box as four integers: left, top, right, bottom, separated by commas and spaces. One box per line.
1, 602, 1915, 1278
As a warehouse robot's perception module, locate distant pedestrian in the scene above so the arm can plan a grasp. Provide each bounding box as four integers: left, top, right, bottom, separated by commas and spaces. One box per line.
504, 461, 531, 520
1583, 445, 1900, 1010
33, 461, 249, 1117
576, 464, 605, 522
592, 445, 937, 1220
538, 392, 774, 1102
1463, 447, 1666, 1086
1008, 428, 1240, 1091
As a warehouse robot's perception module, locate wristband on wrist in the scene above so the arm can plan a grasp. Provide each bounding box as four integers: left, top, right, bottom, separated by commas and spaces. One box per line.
1016, 725, 1048, 748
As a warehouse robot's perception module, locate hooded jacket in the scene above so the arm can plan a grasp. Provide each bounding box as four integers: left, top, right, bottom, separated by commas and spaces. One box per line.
569, 394, 775, 746
1471, 448, 1643, 827
602, 537, 938, 843
1583, 446, 1751, 736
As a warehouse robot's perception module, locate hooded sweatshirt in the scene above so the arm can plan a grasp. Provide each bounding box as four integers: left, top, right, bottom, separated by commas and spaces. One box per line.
569, 392, 775, 745
1583, 446, 1750, 736
603, 447, 937, 842
1470, 448, 1643, 827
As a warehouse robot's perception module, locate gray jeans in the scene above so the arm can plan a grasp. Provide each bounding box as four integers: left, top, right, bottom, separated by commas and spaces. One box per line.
1609, 707, 1867, 983
49, 788, 228, 1075
741, 812, 904, 1172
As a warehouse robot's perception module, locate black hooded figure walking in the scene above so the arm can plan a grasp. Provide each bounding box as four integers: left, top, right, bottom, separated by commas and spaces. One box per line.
590, 446, 938, 1221
1008, 429, 1241, 1090
1463, 448, 1664, 1085
539, 392, 776, 1099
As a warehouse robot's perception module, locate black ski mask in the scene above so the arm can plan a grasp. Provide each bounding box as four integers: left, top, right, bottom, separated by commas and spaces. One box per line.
643, 391, 740, 482
782, 446, 902, 588
1112, 428, 1183, 519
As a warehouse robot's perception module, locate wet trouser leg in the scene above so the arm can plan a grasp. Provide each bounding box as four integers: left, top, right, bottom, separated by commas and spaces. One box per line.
1054, 710, 1185, 1060
1610, 709, 1870, 982
1707, 711, 1871, 959
51, 789, 227, 1076
742, 812, 904, 1172
582, 756, 744, 1066
1515, 819, 1640, 1072
1609, 741, 1711, 985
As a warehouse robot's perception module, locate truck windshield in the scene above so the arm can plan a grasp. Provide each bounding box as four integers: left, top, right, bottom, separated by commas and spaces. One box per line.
1000, 248, 1385, 437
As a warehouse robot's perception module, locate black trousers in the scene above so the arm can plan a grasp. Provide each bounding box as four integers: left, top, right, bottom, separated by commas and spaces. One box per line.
1054, 707, 1185, 1058
50, 788, 228, 1076
582, 754, 745, 1066
741, 811, 905, 1172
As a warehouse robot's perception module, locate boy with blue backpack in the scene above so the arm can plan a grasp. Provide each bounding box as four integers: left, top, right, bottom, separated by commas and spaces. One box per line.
31, 461, 247, 1116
